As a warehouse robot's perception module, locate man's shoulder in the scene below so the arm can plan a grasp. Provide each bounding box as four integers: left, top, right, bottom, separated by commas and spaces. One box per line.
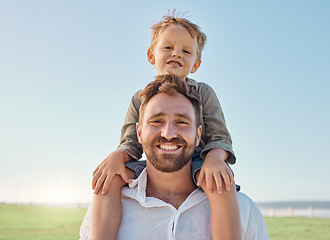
236, 192, 265, 223
236, 192, 256, 209
236, 192, 270, 239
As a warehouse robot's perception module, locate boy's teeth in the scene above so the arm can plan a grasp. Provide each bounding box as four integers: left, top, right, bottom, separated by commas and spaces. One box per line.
168, 62, 181, 67
160, 145, 178, 150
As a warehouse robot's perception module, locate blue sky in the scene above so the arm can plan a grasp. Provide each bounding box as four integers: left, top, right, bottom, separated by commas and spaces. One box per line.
1, 0, 329, 204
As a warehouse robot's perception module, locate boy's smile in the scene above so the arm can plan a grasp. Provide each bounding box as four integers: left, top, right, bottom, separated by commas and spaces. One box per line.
148, 24, 201, 79
167, 60, 182, 67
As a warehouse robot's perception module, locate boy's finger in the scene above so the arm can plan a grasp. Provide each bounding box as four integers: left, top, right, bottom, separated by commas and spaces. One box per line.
226, 168, 234, 185
205, 172, 213, 193
92, 170, 101, 190
94, 174, 106, 194
93, 166, 99, 176
196, 171, 205, 186
213, 173, 223, 195
221, 172, 231, 192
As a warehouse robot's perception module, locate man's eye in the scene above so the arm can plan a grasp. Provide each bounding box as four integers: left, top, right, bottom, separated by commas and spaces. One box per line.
150, 120, 162, 124
177, 121, 189, 125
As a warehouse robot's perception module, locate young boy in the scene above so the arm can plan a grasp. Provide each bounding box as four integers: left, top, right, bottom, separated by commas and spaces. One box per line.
91, 11, 241, 240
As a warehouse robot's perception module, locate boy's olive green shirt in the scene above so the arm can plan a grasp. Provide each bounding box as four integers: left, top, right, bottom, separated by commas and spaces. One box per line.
117, 78, 236, 164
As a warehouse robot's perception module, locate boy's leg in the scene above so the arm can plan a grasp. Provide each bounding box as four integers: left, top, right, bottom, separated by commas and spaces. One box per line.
124, 160, 147, 177
195, 170, 242, 240
192, 154, 242, 240
92, 168, 136, 240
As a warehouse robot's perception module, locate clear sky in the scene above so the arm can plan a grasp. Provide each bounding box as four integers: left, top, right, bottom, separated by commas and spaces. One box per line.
1, 0, 329, 204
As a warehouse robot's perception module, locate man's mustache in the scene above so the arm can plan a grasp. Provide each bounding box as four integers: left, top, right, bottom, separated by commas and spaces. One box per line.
153, 136, 186, 146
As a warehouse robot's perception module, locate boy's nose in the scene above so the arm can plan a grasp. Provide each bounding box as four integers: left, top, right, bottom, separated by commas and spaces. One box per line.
161, 122, 177, 140
171, 50, 181, 58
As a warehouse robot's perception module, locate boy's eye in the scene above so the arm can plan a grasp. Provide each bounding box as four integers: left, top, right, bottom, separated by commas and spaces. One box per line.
164, 46, 171, 49
184, 50, 191, 54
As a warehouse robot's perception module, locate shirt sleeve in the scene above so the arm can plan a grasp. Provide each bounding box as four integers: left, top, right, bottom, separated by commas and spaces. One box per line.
244, 200, 270, 240
117, 91, 143, 160
79, 204, 93, 240
198, 82, 236, 164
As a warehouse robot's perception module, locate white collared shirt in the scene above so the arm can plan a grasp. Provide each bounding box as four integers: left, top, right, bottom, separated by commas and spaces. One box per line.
79, 169, 269, 240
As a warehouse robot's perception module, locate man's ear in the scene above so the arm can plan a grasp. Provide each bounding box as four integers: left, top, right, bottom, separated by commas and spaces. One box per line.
136, 122, 142, 144
147, 48, 155, 65
190, 59, 201, 74
195, 125, 202, 147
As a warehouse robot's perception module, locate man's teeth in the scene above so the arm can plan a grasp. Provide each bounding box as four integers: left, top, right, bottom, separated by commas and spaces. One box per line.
159, 145, 178, 150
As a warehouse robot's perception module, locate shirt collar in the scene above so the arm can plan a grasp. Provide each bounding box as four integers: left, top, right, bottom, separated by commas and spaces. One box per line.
124, 168, 208, 210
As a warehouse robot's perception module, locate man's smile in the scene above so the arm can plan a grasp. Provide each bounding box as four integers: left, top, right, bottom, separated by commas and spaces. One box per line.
158, 144, 181, 151
154, 136, 185, 152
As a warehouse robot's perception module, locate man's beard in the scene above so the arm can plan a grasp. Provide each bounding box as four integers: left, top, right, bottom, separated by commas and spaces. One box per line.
143, 136, 196, 173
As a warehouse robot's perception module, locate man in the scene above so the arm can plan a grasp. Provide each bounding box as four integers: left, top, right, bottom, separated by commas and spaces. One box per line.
80, 75, 269, 240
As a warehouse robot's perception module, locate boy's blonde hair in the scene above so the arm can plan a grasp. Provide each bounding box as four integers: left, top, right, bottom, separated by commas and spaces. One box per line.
149, 10, 207, 62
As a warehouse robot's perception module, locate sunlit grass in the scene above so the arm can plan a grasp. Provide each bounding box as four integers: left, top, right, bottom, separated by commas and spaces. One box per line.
1, 204, 330, 240
0, 204, 86, 240
264, 216, 330, 240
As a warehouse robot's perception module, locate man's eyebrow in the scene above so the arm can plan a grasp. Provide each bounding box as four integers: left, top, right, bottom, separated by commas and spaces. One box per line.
176, 113, 193, 122
148, 112, 165, 119
148, 112, 193, 121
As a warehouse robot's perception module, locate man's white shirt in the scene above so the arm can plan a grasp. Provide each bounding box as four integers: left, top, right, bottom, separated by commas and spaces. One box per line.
79, 169, 269, 240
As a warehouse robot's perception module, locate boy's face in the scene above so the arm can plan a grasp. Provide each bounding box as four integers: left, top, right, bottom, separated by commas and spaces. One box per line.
147, 24, 201, 79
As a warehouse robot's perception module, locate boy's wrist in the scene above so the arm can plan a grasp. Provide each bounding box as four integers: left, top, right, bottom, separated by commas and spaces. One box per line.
115, 150, 133, 162
206, 148, 228, 161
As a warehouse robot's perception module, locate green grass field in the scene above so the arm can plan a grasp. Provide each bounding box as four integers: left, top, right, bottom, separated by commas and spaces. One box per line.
0, 204, 86, 240
1, 204, 330, 239
264, 217, 330, 240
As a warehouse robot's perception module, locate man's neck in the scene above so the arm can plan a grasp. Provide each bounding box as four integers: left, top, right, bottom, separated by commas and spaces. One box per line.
145, 161, 197, 209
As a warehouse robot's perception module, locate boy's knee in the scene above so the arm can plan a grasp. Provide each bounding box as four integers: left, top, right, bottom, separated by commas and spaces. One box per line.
126, 168, 136, 179
107, 175, 127, 192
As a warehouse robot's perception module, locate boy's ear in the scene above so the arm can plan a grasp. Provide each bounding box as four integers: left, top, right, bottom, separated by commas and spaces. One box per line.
147, 48, 155, 65
136, 122, 143, 144
190, 59, 201, 74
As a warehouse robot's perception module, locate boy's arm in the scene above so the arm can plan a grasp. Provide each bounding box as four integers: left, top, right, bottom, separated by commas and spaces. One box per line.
198, 82, 236, 164
195, 82, 236, 193
92, 91, 143, 194
117, 91, 143, 160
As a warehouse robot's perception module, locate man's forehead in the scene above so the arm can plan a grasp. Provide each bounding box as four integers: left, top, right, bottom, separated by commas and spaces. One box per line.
148, 111, 193, 121
144, 93, 195, 119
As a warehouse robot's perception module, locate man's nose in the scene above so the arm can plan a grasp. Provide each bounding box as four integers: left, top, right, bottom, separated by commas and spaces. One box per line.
161, 122, 177, 140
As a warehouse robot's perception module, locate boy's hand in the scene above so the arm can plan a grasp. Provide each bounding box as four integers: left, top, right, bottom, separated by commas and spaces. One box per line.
196, 148, 233, 195
92, 150, 132, 195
